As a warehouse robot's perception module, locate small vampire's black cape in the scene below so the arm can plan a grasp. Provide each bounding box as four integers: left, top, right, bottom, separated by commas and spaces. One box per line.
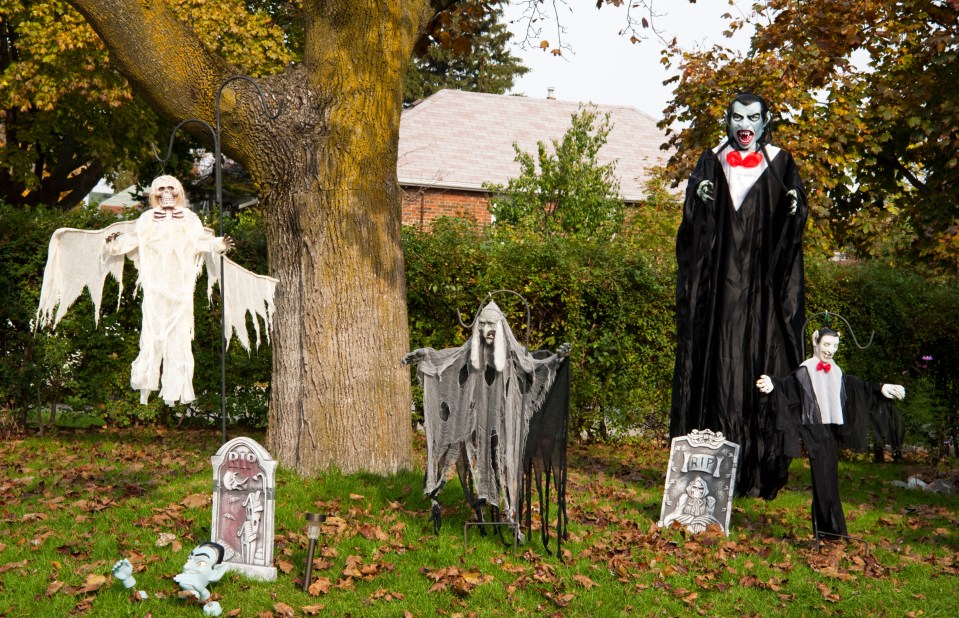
670, 147, 808, 499
767, 371, 905, 459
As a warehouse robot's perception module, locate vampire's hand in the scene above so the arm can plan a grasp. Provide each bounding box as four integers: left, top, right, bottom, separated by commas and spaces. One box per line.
756, 375, 774, 394
112, 559, 136, 588
786, 189, 799, 215
881, 384, 906, 400
696, 180, 715, 204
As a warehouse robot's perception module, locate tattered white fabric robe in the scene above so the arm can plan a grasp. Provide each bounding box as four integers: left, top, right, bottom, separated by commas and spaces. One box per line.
36, 209, 277, 406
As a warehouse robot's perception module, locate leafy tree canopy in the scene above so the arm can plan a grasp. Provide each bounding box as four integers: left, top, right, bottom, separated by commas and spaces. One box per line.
487, 106, 624, 239
661, 0, 959, 277
0, 0, 295, 208
403, 3, 528, 106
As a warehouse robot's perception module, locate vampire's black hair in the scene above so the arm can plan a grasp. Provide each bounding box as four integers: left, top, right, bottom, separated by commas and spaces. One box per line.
198, 541, 226, 565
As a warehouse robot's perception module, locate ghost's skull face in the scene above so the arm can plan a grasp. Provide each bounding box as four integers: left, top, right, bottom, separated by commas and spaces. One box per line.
156, 184, 178, 208
687, 477, 708, 499
728, 101, 766, 151
150, 175, 184, 210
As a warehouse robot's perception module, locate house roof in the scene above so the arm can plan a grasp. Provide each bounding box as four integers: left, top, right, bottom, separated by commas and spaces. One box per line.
397, 89, 671, 203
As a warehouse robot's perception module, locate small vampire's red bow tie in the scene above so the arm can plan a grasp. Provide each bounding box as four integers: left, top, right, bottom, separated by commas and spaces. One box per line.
816, 361, 831, 373
726, 151, 763, 168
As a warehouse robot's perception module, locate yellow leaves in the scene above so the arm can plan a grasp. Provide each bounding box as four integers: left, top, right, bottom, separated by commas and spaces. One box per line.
307, 576, 332, 596
180, 493, 211, 509
45, 580, 66, 596
816, 581, 842, 602
572, 574, 599, 589
421, 566, 493, 596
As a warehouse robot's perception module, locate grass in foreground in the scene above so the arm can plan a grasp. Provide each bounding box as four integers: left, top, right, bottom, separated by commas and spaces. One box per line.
0, 427, 957, 617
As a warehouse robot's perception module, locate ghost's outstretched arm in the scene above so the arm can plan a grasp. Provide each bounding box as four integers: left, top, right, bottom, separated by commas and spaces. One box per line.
204, 252, 278, 352
36, 221, 138, 330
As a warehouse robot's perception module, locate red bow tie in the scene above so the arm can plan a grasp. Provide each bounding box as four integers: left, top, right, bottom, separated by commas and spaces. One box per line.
726, 151, 763, 168
816, 361, 831, 373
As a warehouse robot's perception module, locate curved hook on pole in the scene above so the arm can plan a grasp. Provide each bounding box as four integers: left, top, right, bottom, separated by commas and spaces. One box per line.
216, 74, 284, 122
456, 289, 532, 351
801, 311, 874, 358
150, 118, 217, 166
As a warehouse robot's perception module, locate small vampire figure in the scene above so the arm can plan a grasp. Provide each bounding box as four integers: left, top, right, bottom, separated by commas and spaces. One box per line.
756, 327, 905, 538
671, 93, 808, 499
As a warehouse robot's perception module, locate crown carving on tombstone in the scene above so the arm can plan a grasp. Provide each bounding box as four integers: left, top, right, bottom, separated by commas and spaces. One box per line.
686, 429, 727, 449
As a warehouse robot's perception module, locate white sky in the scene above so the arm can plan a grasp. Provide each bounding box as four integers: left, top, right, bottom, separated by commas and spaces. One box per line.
505, 0, 754, 122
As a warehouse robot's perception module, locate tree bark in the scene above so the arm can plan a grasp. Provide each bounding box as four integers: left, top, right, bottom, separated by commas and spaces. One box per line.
67, 0, 434, 474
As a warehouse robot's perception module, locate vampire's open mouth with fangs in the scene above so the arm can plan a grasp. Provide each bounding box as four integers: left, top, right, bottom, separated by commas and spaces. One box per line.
737, 130, 754, 146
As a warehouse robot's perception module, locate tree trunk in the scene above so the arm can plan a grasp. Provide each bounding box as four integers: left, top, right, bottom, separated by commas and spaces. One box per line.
66, 0, 430, 475
258, 2, 423, 475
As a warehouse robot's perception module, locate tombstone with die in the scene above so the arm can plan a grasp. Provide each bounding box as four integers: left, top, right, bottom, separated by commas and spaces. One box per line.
210, 437, 277, 581
658, 429, 739, 535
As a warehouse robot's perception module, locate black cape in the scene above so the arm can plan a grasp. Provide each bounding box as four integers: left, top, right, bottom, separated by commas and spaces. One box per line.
671, 146, 808, 499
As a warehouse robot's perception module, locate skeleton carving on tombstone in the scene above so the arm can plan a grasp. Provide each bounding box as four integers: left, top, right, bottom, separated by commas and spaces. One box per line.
35, 175, 277, 406
403, 299, 570, 543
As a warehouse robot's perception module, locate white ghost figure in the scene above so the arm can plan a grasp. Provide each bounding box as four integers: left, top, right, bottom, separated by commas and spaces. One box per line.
35, 175, 277, 406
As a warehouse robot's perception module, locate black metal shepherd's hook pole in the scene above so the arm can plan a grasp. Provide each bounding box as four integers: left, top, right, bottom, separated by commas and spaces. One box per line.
154, 75, 283, 444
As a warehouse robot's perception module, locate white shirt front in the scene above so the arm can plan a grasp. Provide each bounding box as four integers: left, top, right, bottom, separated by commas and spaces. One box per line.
714, 144, 781, 211
801, 357, 844, 425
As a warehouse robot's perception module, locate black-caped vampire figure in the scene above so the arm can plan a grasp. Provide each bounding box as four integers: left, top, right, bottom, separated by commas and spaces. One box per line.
756, 327, 905, 539
671, 93, 809, 500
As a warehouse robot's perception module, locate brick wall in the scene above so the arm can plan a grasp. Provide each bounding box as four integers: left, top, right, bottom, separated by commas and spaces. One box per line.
401, 187, 492, 228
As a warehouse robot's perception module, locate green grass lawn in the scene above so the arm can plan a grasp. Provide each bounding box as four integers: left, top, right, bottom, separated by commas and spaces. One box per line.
0, 428, 956, 617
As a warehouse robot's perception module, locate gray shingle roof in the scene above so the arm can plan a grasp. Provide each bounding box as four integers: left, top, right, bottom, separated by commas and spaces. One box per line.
397, 89, 671, 203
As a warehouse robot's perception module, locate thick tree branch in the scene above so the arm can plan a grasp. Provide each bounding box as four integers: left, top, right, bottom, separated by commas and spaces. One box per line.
66, 0, 240, 132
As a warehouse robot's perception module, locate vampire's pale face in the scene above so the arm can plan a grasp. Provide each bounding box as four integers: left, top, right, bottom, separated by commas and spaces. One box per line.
814, 334, 840, 363
478, 310, 498, 346
729, 101, 765, 151
181, 545, 219, 582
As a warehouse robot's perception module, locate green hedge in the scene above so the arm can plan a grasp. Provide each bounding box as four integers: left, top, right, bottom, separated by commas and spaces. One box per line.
3, 204, 957, 450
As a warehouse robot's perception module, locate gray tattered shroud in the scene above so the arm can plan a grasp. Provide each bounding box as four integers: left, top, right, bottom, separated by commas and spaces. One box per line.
409, 302, 568, 545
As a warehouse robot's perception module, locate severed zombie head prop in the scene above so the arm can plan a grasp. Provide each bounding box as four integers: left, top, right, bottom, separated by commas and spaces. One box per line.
149, 175, 187, 211
724, 93, 772, 152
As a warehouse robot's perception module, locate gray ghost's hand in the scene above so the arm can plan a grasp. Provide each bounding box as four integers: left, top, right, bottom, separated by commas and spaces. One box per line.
112, 559, 135, 588
556, 343, 571, 359
881, 384, 905, 400
697, 180, 714, 203
401, 349, 426, 366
